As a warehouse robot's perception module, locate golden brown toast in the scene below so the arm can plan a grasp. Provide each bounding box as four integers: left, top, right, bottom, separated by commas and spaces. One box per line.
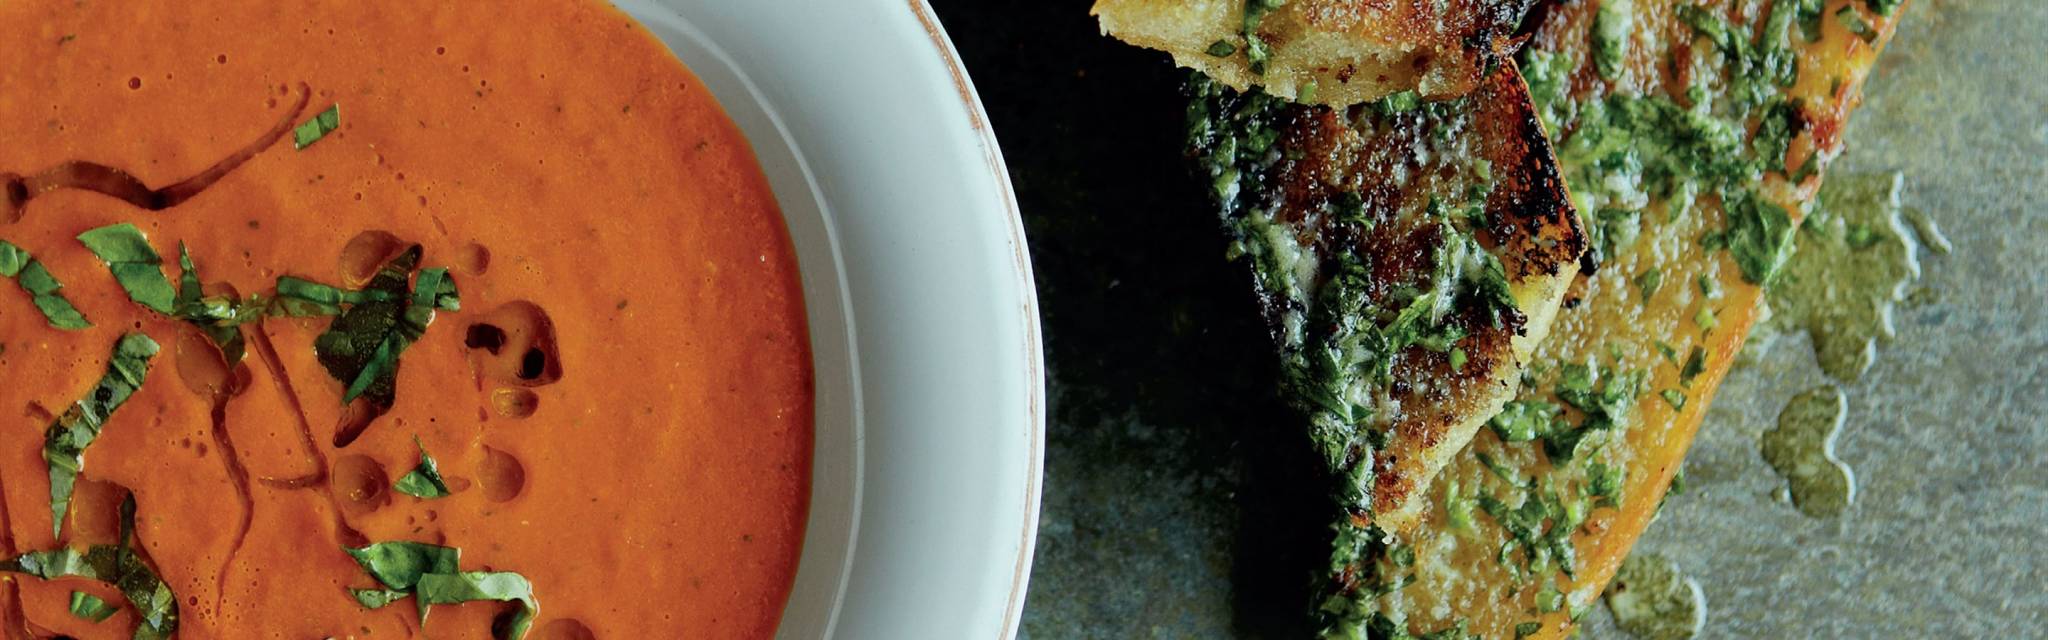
1188, 62, 1585, 632
1355, 1, 1913, 637
1095, 0, 1537, 106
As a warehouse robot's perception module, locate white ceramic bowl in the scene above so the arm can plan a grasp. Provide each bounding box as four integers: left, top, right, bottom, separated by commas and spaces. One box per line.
611, 1, 1043, 638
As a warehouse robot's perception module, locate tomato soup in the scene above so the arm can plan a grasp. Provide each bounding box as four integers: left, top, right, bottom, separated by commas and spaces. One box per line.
0, 1, 814, 637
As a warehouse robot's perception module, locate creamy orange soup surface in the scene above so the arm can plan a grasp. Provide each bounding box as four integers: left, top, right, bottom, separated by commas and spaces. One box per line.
0, 1, 815, 638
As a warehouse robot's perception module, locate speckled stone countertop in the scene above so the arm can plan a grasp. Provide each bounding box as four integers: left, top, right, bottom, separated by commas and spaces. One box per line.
924, 0, 2045, 637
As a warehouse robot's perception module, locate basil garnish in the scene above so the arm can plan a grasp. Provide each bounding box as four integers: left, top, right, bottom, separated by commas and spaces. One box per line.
170, 243, 259, 363
44, 333, 159, 537
346, 540, 459, 624
76, 223, 176, 314
313, 246, 457, 436
1723, 189, 1799, 286
2, 495, 180, 640
418, 572, 538, 640
294, 104, 341, 150
393, 437, 452, 499
346, 541, 460, 592
345, 541, 538, 639
0, 239, 91, 329
273, 275, 381, 317
1679, 346, 1707, 385
351, 587, 411, 609
70, 590, 118, 622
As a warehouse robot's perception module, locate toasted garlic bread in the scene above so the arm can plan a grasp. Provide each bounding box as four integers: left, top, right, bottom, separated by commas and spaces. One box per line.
1189, 62, 1584, 633
1096, 0, 1537, 106
1351, 1, 1913, 638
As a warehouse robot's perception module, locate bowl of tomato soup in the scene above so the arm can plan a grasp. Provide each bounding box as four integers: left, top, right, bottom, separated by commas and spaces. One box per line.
0, 0, 1041, 636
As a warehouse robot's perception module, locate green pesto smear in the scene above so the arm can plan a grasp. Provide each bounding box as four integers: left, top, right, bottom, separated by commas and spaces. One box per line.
1187, 74, 1524, 638
1604, 554, 1704, 640
1762, 385, 1854, 517
1765, 172, 1943, 382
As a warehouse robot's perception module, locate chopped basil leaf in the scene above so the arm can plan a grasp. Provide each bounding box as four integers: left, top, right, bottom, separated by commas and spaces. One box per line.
1445, 477, 1474, 531
1388, 544, 1416, 568
1544, 425, 1592, 463
1, 495, 179, 639
344, 541, 460, 592
1588, 459, 1625, 507
415, 267, 461, 312
1515, 621, 1542, 639
351, 587, 411, 609
1654, 341, 1679, 364
1679, 346, 1707, 385
174, 243, 202, 309
1204, 39, 1237, 57
77, 223, 176, 313
1634, 266, 1663, 300
1694, 305, 1719, 333
294, 103, 342, 150
1476, 451, 1528, 488
172, 244, 252, 363
1592, 0, 1633, 79
1660, 388, 1688, 410
0, 240, 92, 329
5, 548, 95, 579
2, 241, 31, 274
273, 275, 377, 316
1244, 35, 1272, 75
1477, 485, 1578, 579
1414, 619, 1471, 640
44, 333, 159, 537
1866, 0, 1901, 16
394, 438, 452, 499
345, 541, 539, 640
1239, 0, 1284, 75
1556, 363, 1643, 422
1375, 90, 1422, 115
114, 494, 177, 640
417, 571, 539, 640
1701, 230, 1728, 251
28, 280, 92, 329
1536, 363, 1644, 463
313, 245, 457, 416
1521, 50, 1576, 131
1723, 191, 1797, 285
69, 590, 117, 622
1489, 400, 1560, 443
1751, 100, 1804, 174
1835, 6, 1878, 43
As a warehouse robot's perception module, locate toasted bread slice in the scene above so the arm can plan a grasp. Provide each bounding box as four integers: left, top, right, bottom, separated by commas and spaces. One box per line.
1353, 1, 1914, 638
1096, 0, 1536, 106
1190, 61, 1583, 566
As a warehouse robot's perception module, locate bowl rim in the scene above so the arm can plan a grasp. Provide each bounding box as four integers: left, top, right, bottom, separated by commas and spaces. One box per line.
616, 0, 1045, 637
903, 2, 1046, 635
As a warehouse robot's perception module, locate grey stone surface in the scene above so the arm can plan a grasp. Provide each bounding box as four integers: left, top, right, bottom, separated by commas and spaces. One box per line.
928, 0, 2045, 637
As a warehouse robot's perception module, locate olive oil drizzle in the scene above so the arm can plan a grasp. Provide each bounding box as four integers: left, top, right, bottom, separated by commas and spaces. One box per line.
205, 394, 256, 613
0, 83, 312, 224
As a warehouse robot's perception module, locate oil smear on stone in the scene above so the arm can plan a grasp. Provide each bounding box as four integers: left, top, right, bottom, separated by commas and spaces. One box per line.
1605, 553, 1706, 640
1761, 385, 1855, 518
1752, 171, 1941, 519
1764, 171, 1935, 383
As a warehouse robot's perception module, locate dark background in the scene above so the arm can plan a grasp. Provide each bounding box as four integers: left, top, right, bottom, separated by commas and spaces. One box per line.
923, 1, 1331, 637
